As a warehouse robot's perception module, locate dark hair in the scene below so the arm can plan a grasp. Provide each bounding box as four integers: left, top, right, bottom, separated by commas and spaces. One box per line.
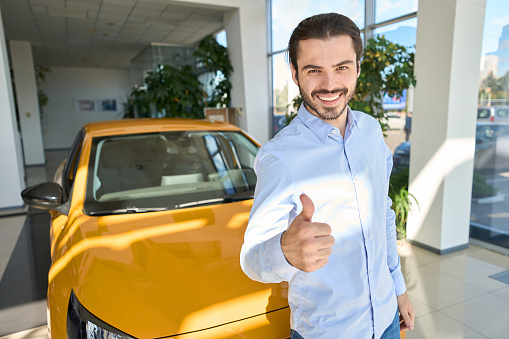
288, 13, 363, 71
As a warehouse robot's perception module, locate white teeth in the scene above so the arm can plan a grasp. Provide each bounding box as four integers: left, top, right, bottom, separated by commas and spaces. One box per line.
318, 94, 340, 101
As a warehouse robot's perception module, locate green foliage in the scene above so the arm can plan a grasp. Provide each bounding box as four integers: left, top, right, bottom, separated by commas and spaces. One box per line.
350, 35, 416, 131
35, 65, 51, 119
389, 168, 418, 239
146, 64, 205, 118
472, 173, 498, 198
123, 35, 232, 119
285, 36, 416, 129
285, 95, 302, 125
193, 35, 233, 108
479, 71, 509, 102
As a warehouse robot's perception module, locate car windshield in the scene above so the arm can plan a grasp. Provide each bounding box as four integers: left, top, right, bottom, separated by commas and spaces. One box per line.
477, 108, 491, 119
84, 130, 259, 215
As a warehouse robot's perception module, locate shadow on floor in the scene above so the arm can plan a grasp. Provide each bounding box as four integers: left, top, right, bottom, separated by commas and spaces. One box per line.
0, 209, 50, 336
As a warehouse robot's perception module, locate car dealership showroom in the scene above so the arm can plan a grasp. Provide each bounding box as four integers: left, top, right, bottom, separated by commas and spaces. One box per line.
0, 0, 509, 338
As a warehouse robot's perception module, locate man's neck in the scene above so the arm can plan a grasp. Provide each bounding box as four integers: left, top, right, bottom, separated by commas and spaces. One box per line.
304, 102, 348, 137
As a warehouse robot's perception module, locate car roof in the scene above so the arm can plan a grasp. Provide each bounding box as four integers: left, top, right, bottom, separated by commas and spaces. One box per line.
83, 118, 242, 137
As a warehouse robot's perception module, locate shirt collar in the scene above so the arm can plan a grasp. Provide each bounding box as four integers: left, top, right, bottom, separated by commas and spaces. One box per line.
297, 104, 358, 143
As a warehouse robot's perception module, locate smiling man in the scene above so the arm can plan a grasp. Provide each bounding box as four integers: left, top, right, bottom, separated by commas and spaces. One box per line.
240, 13, 414, 339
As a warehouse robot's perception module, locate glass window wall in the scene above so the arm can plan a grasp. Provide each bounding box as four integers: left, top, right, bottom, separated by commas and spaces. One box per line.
270, 0, 364, 53
373, 17, 417, 52
375, 0, 418, 23
470, 0, 509, 250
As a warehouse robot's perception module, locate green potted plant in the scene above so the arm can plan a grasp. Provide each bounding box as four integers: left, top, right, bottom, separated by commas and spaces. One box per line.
123, 35, 233, 119
389, 168, 418, 239
351, 35, 416, 131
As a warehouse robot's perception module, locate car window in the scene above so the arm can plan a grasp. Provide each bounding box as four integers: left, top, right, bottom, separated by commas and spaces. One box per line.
62, 130, 84, 202
496, 108, 509, 117
477, 108, 491, 119
84, 130, 259, 215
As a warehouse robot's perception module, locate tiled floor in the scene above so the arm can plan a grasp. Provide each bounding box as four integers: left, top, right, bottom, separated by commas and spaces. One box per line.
399, 242, 509, 339
1, 148, 509, 339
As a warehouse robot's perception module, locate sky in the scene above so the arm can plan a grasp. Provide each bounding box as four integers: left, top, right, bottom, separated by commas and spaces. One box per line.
270, 0, 509, 93
482, 0, 509, 56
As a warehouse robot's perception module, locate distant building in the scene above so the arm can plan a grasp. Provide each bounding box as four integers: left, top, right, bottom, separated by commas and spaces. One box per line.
493, 24, 509, 77
481, 54, 499, 80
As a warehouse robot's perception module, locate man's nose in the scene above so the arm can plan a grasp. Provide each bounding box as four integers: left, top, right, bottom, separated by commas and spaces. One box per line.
321, 72, 338, 90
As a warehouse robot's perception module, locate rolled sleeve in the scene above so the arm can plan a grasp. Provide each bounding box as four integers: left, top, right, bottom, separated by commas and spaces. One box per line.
240, 150, 299, 283
385, 146, 407, 296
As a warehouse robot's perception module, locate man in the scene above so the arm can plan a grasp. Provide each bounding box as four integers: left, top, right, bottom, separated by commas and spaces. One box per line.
404, 112, 412, 141
240, 13, 415, 339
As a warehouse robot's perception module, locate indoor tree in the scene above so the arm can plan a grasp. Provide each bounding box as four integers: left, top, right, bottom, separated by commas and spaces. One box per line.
123, 34, 233, 119
350, 35, 416, 131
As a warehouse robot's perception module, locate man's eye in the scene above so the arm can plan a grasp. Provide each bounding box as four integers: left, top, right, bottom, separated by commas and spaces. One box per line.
337, 66, 347, 71
308, 69, 319, 74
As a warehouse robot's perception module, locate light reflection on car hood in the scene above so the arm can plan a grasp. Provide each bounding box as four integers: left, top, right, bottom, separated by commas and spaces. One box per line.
60, 200, 289, 338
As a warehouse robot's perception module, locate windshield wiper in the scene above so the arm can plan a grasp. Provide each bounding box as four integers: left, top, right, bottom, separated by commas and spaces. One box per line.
89, 207, 169, 216
175, 193, 254, 209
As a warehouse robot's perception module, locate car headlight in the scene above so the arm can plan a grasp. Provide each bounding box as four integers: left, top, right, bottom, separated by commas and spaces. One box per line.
67, 290, 135, 339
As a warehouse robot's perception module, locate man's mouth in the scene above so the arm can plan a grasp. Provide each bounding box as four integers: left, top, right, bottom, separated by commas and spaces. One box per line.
318, 93, 341, 102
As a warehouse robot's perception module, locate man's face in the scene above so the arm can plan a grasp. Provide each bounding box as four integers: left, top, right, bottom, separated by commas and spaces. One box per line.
291, 35, 360, 122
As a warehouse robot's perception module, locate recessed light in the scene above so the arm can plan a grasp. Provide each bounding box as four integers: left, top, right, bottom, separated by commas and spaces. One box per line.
107, 22, 115, 26
89, 29, 99, 33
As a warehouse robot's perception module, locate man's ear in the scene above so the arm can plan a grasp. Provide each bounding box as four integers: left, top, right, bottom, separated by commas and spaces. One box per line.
290, 63, 299, 86
357, 61, 361, 78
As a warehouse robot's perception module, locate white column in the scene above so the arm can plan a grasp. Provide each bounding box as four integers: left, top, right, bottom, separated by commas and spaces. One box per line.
10, 40, 45, 165
0, 8, 25, 209
407, 0, 487, 254
223, 9, 247, 130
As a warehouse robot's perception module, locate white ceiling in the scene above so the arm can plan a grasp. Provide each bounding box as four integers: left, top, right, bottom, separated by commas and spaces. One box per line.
0, 0, 227, 69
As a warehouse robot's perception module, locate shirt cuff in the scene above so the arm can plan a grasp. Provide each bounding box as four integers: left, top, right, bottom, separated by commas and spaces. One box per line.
265, 231, 299, 280
392, 270, 407, 296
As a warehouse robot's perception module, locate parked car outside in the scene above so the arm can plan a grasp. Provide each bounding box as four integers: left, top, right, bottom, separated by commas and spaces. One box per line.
21, 119, 290, 339
393, 122, 509, 174
477, 106, 509, 123
387, 113, 406, 130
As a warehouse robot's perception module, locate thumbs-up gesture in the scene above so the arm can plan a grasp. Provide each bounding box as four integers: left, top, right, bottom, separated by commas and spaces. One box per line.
281, 194, 335, 272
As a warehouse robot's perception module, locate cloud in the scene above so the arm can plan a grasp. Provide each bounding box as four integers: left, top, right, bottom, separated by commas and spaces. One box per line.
491, 16, 509, 26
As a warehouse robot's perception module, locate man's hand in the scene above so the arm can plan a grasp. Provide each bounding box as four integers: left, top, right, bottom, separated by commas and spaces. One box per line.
397, 292, 415, 331
281, 194, 335, 272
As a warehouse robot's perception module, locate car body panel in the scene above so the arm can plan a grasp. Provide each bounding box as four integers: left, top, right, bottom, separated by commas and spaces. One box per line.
41, 119, 290, 339
477, 106, 509, 124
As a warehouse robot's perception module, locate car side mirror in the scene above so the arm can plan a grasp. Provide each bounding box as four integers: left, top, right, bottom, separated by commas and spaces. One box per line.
21, 182, 63, 210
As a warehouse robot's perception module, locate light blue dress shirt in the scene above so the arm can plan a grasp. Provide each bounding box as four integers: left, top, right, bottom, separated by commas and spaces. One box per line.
240, 105, 406, 339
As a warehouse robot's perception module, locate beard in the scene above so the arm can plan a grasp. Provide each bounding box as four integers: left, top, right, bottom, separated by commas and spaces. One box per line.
298, 81, 356, 121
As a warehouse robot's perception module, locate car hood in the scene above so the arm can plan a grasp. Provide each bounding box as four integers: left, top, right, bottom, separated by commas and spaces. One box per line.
63, 200, 288, 338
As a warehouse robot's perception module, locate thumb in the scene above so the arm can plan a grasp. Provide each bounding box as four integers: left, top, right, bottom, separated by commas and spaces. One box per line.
298, 194, 315, 222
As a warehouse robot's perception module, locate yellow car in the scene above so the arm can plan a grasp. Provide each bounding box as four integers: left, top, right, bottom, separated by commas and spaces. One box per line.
21, 119, 290, 339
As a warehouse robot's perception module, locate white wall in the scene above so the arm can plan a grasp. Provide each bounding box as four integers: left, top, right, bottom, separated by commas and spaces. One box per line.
0, 7, 25, 209
40, 67, 131, 149
10, 41, 45, 165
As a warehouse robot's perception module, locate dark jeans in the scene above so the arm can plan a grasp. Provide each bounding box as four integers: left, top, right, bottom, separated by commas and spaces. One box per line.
290, 310, 400, 339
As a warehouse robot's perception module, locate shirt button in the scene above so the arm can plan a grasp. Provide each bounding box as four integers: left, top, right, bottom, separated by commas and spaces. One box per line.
369, 270, 373, 275
331, 129, 336, 134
